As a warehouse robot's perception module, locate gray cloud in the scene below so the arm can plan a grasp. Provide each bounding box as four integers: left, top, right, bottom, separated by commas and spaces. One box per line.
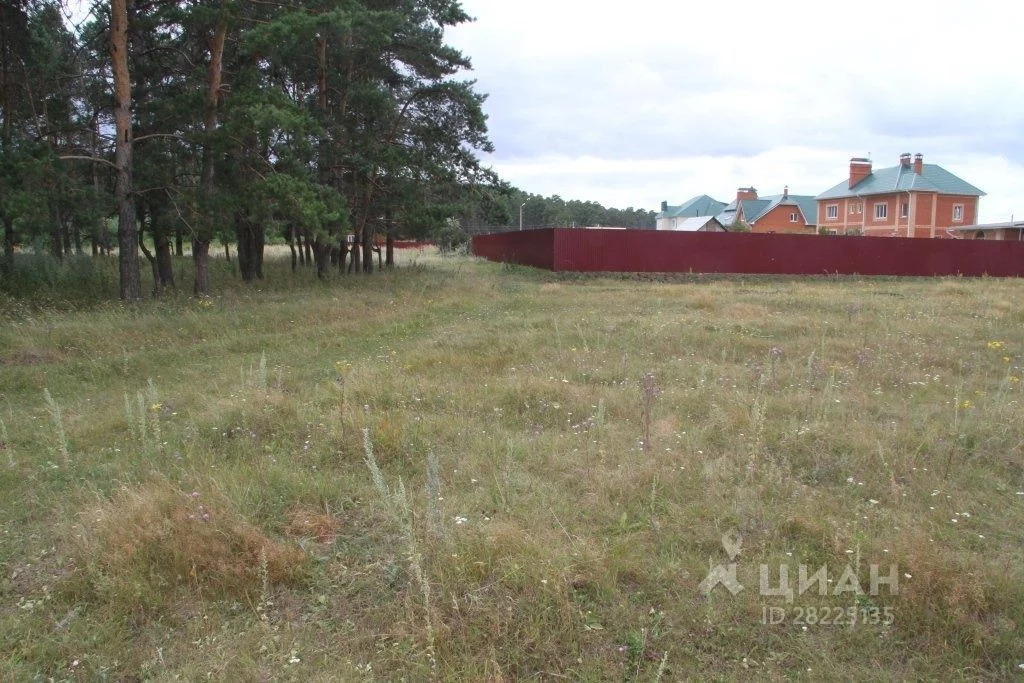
449, 0, 1024, 221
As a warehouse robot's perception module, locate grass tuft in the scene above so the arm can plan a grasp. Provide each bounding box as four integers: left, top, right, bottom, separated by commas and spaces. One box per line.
42, 388, 69, 463
73, 479, 308, 610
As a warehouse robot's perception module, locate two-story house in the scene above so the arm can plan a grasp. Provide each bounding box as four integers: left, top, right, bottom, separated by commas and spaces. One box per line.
816, 154, 985, 238
716, 187, 817, 234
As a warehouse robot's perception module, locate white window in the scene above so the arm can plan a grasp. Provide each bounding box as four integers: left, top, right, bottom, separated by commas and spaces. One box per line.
953, 204, 964, 222
901, 203, 909, 219
826, 204, 838, 220
790, 212, 798, 222
849, 203, 856, 215
874, 202, 888, 220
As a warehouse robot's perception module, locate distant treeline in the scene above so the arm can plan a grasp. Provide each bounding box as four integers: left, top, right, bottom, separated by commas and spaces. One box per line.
498, 191, 657, 230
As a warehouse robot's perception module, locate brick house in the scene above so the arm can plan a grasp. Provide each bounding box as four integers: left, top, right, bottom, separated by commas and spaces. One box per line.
816, 154, 985, 238
716, 186, 817, 234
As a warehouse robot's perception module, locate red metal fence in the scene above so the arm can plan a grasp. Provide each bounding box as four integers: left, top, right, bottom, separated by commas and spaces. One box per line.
471, 229, 556, 271
472, 228, 1024, 277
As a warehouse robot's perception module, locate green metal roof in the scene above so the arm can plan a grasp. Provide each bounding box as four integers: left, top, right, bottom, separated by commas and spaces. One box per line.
657, 194, 727, 219
816, 164, 985, 200
738, 195, 818, 225
792, 196, 818, 224
739, 199, 771, 222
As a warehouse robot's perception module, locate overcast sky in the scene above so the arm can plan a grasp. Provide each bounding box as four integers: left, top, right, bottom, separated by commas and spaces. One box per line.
446, 0, 1024, 222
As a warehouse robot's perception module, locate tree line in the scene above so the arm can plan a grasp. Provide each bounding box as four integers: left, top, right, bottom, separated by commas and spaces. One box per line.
504, 191, 655, 230
0, 0, 652, 300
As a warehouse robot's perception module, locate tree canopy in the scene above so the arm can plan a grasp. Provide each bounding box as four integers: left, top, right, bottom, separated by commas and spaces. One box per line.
0, 0, 652, 298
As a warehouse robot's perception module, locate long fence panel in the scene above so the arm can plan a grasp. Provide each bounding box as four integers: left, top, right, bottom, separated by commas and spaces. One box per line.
472, 229, 1024, 277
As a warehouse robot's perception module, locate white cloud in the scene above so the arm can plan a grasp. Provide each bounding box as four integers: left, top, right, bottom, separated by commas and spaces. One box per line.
449, 0, 1024, 222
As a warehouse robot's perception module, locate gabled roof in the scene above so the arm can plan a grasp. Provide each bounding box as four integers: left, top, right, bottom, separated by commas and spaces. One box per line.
737, 194, 818, 225
739, 198, 772, 222
658, 194, 727, 219
671, 216, 725, 232
715, 207, 739, 226
816, 164, 985, 200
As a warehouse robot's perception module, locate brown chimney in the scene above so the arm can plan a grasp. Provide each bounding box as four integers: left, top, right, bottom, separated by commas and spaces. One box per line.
899, 153, 911, 168
737, 187, 758, 202
661, 200, 668, 212
849, 158, 872, 188
783, 185, 789, 199
913, 153, 923, 174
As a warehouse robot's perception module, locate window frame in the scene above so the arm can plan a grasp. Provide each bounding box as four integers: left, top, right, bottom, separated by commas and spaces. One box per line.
874, 202, 888, 221
953, 204, 964, 222
826, 204, 839, 220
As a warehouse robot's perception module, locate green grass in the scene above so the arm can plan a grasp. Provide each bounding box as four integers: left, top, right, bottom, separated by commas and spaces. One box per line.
1, 249, 1023, 679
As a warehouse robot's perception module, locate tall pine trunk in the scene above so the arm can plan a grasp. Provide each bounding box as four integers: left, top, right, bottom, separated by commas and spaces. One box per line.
313, 34, 333, 278
90, 110, 101, 257
0, 13, 10, 278
350, 228, 361, 273
110, 0, 141, 300
192, 239, 210, 294
51, 204, 64, 260
153, 211, 174, 289
287, 225, 298, 272
384, 208, 394, 267
233, 214, 266, 281
362, 226, 373, 273
1, 214, 13, 278
138, 206, 161, 297
195, 6, 228, 296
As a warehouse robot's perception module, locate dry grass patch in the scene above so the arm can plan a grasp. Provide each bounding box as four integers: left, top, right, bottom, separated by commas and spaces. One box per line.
284, 503, 343, 544
74, 479, 308, 607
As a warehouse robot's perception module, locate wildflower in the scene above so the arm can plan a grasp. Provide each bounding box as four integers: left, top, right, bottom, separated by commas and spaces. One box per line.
960, 400, 972, 409
986, 340, 1005, 350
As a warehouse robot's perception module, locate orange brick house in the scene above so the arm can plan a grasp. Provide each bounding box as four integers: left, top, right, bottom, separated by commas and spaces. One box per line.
815, 154, 984, 238
715, 186, 817, 234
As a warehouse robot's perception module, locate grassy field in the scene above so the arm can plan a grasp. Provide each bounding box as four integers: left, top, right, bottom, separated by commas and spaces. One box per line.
1, 250, 1023, 680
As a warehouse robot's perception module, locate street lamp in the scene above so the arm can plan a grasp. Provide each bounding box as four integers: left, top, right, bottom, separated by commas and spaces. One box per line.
519, 202, 526, 231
